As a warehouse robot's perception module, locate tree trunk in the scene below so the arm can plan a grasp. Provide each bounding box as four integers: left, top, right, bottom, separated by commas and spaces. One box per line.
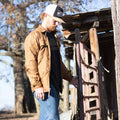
13, 55, 24, 114
111, 0, 120, 119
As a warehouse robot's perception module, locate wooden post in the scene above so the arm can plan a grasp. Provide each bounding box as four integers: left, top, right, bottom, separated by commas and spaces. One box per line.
111, 0, 120, 119
34, 97, 40, 114
71, 44, 78, 119
89, 28, 107, 119
89, 28, 100, 61
63, 57, 70, 111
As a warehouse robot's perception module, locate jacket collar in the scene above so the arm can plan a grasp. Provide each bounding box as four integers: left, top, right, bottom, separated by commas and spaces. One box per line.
38, 24, 57, 34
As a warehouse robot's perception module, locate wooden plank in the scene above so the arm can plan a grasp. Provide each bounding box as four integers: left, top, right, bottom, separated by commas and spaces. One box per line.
89, 28, 100, 61
111, 0, 120, 118
63, 58, 70, 112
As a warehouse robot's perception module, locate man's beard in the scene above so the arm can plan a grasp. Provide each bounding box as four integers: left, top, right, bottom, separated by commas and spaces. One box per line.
47, 25, 57, 32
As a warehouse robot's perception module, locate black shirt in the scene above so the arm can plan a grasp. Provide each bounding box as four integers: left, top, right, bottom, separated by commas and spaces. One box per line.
47, 32, 62, 93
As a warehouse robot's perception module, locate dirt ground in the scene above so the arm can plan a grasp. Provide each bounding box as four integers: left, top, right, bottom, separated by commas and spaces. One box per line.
0, 111, 39, 120
0, 110, 72, 120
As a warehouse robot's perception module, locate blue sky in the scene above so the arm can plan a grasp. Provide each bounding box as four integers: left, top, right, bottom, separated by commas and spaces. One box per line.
0, 50, 14, 111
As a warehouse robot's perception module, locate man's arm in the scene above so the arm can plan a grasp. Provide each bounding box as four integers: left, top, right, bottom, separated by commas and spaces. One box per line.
24, 32, 42, 93
61, 61, 78, 88
61, 61, 73, 82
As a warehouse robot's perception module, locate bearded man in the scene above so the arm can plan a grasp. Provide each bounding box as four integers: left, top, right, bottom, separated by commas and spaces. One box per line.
24, 4, 78, 120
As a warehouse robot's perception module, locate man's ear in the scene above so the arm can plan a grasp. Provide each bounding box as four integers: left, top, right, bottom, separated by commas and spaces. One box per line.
44, 13, 48, 18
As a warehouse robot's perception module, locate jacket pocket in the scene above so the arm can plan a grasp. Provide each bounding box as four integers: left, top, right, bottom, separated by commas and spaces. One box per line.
38, 45, 48, 65
40, 45, 48, 50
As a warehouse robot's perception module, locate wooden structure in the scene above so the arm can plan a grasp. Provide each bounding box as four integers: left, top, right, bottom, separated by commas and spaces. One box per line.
75, 28, 101, 120
62, 8, 118, 120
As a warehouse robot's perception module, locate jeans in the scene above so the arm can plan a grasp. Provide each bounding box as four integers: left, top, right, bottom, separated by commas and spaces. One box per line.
34, 84, 60, 120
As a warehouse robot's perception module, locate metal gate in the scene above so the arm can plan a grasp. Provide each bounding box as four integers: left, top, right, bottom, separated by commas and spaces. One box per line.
75, 28, 101, 120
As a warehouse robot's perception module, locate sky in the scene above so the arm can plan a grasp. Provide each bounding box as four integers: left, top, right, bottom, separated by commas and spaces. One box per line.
82, 0, 110, 12
0, 0, 111, 111
0, 50, 14, 111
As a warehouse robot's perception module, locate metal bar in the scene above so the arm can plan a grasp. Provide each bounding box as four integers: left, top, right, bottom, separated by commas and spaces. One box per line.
75, 28, 84, 120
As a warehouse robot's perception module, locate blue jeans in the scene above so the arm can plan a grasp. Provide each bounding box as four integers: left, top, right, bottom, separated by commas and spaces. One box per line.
34, 84, 60, 120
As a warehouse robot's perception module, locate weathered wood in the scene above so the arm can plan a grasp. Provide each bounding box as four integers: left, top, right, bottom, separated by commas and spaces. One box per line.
62, 8, 112, 33
63, 57, 70, 112
89, 28, 100, 61
71, 44, 77, 120
63, 8, 111, 24
80, 42, 88, 120
62, 22, 112, 33
34, 97, 40, 114
89, 28, 109, 119
84, 48, 91, 120
111, 0, 120, 119
62, 6, 117, 119
89, 28, 102, 119
71, 87, 77, 120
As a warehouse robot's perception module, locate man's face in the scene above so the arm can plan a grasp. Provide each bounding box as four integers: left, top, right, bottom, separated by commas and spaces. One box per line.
46, 15, 59, 32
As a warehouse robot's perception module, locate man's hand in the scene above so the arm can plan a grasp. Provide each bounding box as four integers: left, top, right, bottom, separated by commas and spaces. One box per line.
35, 87, 44, 100
70, 76, 78, 88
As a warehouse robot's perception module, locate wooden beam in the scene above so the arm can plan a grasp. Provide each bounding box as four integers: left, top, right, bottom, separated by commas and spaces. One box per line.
89, 28, 100, 61
63, 57, 70, 112
63, 14, 111, 25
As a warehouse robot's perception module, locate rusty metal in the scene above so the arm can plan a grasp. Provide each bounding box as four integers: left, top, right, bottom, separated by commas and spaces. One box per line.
75, 28, 84, 120
74, 28, 102, 120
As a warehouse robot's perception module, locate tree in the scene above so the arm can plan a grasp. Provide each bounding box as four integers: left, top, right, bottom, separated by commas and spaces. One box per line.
111, 0, 120, 119
0, 0, 38, 113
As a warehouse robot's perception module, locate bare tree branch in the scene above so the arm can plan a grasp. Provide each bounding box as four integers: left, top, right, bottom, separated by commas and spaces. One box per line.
19, 1, 35, 9
0, 51, 14, 56
0, 59, 13, 67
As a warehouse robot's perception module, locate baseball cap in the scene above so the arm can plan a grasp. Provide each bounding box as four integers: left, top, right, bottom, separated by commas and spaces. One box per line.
44, 4, 65, 23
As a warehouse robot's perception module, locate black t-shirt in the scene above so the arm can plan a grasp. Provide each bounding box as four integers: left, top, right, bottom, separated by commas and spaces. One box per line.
47, 32, 62, 93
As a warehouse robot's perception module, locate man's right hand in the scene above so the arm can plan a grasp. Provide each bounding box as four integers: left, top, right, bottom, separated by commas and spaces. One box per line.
35, 87, 45, 100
